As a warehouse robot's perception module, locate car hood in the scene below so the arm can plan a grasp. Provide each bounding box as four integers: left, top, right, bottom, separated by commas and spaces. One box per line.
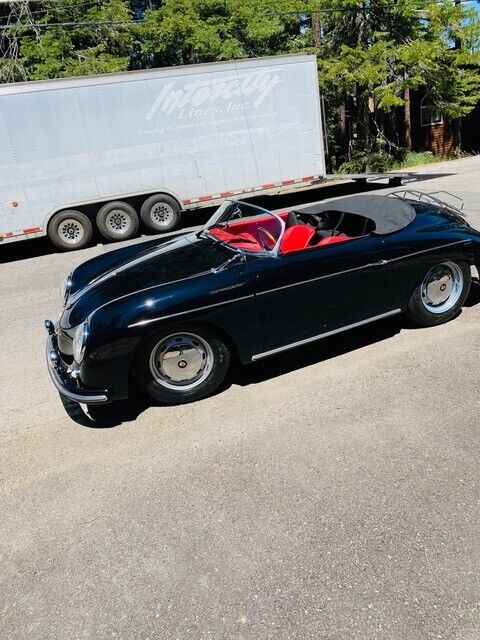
61, 232, 233, 329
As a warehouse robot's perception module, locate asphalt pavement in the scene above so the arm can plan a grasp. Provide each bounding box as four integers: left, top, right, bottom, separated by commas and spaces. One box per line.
1, 156, 480, 639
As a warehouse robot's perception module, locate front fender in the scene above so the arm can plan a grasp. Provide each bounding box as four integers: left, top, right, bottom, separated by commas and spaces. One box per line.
81, 264, 259, 398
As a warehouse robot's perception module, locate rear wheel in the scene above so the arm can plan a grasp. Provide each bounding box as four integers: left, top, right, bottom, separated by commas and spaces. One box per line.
48, 209, 93, 250
406, 260, 471, 326
96, 201, 139, 241
140, 194, 181, 233
134, 326, 230, 405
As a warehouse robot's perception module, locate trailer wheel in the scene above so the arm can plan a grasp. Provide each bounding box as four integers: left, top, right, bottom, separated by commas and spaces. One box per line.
48, 210, 93, 251
96, 201, 139, 241
140, 194, 181, 233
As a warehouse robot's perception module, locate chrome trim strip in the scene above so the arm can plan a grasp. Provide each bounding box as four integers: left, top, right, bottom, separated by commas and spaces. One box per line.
257, 240, 470, 297
128, 294, 255, 328
257, 264, 367, 296
251, 309, 402, 361
385, 239, 470, 264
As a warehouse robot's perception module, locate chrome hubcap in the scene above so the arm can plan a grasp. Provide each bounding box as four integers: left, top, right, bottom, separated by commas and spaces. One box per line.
149, 333, 213, 390
421, 261, 463, 313
105, 209, 131, 235
150, 202, 174, 226
58, 219, 84, 245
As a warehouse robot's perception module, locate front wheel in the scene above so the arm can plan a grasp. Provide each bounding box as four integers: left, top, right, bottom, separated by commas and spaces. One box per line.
406, 260, 471, 326
133, 326, 230, 405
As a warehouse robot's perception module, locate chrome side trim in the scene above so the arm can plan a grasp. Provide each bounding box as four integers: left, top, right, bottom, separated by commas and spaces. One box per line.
251, 308, 402, 361
257, 239, 470, 297
385, 239, 470, 264
128, 294, 255, 328
257, 264, 367, 296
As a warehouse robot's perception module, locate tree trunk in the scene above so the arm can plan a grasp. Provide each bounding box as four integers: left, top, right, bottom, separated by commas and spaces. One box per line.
453, 118, 462, 151
404, 86, 412, 151
311, 14, 321, 48
338, 103, 348, 157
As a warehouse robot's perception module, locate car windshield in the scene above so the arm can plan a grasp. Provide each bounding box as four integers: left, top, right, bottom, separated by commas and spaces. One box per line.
201, 200, 284, 255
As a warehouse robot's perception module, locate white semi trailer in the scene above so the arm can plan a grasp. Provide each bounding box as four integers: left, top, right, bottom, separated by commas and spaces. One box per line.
0, 53, 325, 250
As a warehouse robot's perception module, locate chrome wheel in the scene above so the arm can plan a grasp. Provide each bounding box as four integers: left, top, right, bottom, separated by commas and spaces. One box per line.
105, 209, 132, 236
421, 261, 464, 314
57, 218, 85, 245
149, 333, 214, 391
150, 202, 174, 227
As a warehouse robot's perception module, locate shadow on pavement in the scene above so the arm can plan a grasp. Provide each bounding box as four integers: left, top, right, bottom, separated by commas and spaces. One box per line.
231, 315, 403, 387
465, 277, 480, 307
59, 393, 150, 429
61, 315, 404, 428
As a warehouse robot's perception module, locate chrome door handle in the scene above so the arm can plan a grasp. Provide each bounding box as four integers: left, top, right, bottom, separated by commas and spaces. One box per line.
368, 259, 388, 268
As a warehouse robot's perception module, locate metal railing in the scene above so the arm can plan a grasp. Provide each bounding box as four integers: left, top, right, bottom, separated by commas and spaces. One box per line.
389, 189, 466, 216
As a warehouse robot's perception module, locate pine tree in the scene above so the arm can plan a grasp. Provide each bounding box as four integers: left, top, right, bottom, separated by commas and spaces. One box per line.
314, 0, 480, 163
1, 0, 135, 82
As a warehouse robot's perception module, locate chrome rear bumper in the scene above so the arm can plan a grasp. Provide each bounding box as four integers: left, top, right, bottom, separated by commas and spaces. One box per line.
45, 320, 111, 405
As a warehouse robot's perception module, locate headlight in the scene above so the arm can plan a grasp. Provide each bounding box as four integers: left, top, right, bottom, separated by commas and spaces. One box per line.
61, 274, 72, 305
73, 322, 89, 363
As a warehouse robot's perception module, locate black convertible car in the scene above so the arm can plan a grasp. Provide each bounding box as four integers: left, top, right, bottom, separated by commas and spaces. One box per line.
46, 191, 480, 406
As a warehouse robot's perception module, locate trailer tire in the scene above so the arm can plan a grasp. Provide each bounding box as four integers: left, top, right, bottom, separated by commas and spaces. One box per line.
140, 194, 181, 233
96, 201, 139, 241
48, 210, 93, 251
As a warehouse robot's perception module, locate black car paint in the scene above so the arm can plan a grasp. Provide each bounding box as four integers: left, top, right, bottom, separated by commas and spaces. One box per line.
55, 202, 480, 402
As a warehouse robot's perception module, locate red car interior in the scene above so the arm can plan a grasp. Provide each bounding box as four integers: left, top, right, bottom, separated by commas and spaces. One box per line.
207, 211, 356, 254
280, 225, 315, 252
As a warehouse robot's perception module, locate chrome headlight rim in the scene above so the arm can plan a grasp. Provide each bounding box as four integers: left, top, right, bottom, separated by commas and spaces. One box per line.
73, 321, 89, 363
61, 274, 72, 306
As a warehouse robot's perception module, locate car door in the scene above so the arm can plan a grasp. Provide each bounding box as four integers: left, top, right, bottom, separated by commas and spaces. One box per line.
254, 235, 398, 357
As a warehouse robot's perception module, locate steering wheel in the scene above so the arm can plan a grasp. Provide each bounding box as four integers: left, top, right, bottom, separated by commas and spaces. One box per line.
257, 226, 277, 250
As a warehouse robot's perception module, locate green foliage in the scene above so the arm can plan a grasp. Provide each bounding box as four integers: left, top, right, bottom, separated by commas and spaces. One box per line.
393, 150, 443, 168
338, 150, 395, 173
340, 149, 453, 174
139, 0, 303, 67
1, 0, 134, 82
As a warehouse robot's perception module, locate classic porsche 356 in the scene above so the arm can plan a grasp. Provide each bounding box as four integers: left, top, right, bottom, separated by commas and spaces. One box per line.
46, 191, 480, 406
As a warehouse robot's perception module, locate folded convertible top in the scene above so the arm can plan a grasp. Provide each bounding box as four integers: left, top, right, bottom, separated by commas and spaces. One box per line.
294, 194, 416, 235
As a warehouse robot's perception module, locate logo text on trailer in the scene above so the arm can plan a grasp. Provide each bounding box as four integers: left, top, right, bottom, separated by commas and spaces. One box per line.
145, 68, 282, 121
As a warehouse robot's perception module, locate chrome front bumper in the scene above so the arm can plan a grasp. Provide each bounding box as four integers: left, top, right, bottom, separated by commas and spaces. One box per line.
45, 320, 111, 405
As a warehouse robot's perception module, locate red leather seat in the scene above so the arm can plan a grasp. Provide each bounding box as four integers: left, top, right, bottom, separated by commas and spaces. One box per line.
316, 234, 350, 247
280, 225, 316, 253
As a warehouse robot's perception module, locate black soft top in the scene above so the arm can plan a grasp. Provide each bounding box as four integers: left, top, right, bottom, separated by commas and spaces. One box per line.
294, 194, 416, 235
